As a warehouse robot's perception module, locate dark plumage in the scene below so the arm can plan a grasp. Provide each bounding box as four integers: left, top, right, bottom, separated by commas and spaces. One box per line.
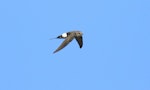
53, 31, 83, 53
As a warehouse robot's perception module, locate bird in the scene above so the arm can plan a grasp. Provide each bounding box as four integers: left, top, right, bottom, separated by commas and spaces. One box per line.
52, 31, 83, 53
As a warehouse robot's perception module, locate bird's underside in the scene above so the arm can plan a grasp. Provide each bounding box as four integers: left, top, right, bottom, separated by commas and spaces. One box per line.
53, 31, 83, 53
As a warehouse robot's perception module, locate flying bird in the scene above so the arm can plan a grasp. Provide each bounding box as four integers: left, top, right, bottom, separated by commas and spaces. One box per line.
52, 31, 83, 53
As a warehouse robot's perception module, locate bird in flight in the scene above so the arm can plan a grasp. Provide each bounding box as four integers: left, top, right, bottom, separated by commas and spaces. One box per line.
52, 31, 83, 53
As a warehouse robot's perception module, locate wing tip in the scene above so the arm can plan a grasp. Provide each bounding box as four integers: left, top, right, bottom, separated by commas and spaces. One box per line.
53, 51, 57, 54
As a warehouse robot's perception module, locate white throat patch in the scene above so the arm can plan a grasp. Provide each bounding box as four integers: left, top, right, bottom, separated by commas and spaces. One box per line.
62, 33, 67, 38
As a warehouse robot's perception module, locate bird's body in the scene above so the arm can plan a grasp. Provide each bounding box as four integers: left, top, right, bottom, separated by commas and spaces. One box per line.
53, 31, 83, 53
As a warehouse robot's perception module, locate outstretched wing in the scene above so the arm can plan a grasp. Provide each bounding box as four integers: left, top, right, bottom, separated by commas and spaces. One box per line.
75, 36, 83, 48
53, 33, 75, 53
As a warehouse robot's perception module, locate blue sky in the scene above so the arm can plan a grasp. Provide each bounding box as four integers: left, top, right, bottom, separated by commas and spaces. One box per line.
0, 0, 150, 90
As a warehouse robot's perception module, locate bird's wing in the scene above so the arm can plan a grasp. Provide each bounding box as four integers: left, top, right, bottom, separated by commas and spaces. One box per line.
53, 33, 75, 53
75, 36, 83, 48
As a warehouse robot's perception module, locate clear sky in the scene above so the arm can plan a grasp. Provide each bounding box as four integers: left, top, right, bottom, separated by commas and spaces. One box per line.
0, 0, 150, 90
